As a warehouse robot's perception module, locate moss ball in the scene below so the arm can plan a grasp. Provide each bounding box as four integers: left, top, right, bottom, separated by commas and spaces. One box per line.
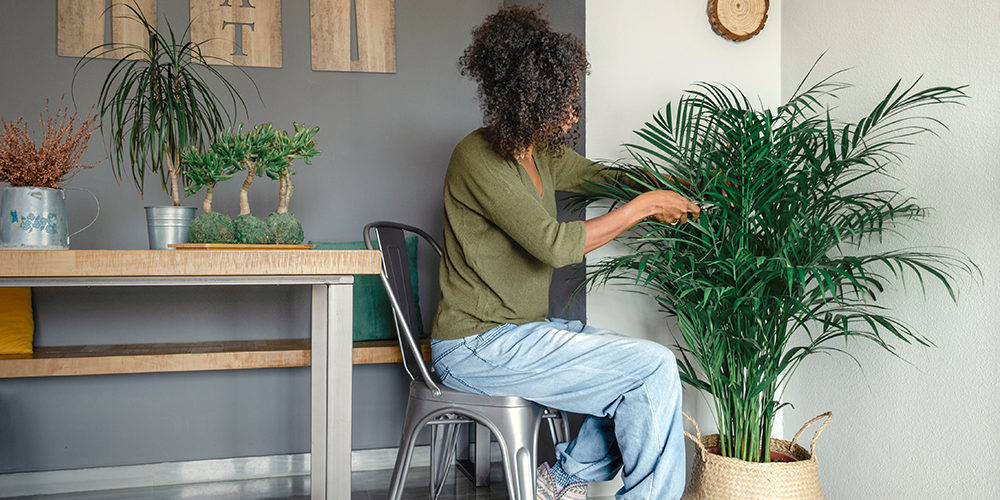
265, 212, 305, 245
189, 212, 236, 244
234, 214, 269, 244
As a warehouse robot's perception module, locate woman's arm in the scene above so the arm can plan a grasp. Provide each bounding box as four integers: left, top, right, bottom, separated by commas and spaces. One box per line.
583, 189, 699, 254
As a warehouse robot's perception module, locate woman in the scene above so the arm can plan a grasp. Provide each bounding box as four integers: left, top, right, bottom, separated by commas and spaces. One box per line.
430, 6, 699, 500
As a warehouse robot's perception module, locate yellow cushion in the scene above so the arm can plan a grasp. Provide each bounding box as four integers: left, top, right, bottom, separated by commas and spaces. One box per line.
0, 287, 33, 354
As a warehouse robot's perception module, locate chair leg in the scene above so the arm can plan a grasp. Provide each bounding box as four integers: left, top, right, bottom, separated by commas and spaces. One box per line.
387, 400, 428, 500
455, 422, 492, 487
544, 409, 572, 445
430, 417, 462, 500
492, 406, 544, 500
473, 423, 492, 484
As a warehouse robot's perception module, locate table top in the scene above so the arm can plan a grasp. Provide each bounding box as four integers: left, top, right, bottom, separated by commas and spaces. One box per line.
0, 249, 381, 278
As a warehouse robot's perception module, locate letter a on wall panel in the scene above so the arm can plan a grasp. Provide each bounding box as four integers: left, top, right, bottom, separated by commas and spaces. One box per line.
311, 0, 396, 73
57, 0, 156, 59
190, 0, 282, 68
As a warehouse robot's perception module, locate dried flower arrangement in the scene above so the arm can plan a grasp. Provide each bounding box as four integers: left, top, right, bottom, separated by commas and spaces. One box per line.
0, 98, 98, 189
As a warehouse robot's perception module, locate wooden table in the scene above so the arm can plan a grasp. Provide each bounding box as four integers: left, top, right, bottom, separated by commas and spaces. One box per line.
0, 249, 381, 500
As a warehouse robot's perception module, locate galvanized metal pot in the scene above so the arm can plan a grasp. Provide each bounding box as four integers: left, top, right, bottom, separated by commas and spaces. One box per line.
0, 186, 99, 250
145, 206, 197, 250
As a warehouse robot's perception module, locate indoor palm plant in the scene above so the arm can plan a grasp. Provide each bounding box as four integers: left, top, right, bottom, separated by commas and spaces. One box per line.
73, 3, 255, 248
576, 64, 978, 477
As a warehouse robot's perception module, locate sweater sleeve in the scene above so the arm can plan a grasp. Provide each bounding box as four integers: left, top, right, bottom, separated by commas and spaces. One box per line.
453, 146, 586, 269
550, 146, 609, 194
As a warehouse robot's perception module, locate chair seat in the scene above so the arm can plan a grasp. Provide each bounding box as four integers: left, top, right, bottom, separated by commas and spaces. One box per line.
409, 379, 537, 408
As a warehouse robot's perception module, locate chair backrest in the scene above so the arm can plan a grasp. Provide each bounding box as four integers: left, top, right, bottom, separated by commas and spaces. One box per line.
364, 221, 443, 394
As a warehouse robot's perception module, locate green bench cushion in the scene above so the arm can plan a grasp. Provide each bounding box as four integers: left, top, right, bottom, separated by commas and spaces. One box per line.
309, 237, 424, 342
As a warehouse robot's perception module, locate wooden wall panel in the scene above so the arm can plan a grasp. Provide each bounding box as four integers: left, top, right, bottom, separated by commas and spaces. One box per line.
310, 0, 352, 72
311, 0, 395, 73
355, 0, 395, 73
56, 0, 105, 57
57, 0, 155, 60
109, 0, 156, 60
191, 0, 282, 68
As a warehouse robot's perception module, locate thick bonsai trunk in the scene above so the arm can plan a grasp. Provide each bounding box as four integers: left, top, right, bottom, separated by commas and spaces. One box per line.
276, 169, 290, 214
204, 186, 214, 213
239, 162, 256, 215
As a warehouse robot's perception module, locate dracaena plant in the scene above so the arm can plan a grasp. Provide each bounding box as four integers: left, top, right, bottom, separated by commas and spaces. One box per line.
72, 2, 256, 205
574, 64, 979, 463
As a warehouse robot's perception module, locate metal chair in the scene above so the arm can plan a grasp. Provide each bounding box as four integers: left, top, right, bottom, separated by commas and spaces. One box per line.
364, 221, 570, 500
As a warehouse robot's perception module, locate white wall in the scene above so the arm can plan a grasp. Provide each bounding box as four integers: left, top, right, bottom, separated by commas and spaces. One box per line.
584, 0, 782, 494
586, 0, 999, 498
781, 1, 1000, 498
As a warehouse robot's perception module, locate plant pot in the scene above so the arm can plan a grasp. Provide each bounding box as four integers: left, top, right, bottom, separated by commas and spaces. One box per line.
145, 206, 197, 250
682, 412, 832, 500
0, 186, 99, 250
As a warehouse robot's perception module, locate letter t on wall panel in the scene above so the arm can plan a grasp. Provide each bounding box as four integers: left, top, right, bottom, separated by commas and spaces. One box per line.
190, 0, 282, 68
311, 0, 396, 73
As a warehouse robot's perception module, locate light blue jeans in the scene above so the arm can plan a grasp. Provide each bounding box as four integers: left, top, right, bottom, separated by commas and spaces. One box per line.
430, 318, 685, 500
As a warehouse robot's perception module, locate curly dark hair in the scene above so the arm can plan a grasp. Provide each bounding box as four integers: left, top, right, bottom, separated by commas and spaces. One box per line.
459, 5, 588, 159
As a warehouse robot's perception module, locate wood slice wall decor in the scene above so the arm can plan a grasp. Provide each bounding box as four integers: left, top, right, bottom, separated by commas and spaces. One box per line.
708, 0, 768, 42
311, 0, 396, 73
190, 0, 282, 68
57, 0, 156, 59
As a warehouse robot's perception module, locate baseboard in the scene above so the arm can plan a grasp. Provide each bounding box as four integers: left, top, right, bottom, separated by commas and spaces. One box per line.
0, 444, 502, 498
0, 454, 310, 498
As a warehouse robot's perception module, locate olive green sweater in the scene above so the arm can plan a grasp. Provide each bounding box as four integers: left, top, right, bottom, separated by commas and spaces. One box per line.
431, 129, 606, 340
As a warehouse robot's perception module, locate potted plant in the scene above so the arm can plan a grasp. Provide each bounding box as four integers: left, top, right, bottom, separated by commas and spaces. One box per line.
73, 3, 256, 249
181, 122, 320, 245
180, 129, 244, 244
261, 123, 321, 244
575, 65, 979, 497
0, 98, 99, 249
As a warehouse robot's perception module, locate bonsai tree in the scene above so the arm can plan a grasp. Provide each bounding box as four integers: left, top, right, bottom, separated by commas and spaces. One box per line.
230, 123, 284, 244
575, 66, 979, 463
262, 123, 321, 244
180, 123, 321, 244
180, 129, 246, 243
73, 3, 256, 205
0, 98, 97, 188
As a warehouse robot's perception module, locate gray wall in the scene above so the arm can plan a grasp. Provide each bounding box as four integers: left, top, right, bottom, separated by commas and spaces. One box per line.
0, 0, 586, 474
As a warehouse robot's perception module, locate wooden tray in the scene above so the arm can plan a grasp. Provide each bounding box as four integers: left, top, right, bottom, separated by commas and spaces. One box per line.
168, 243, 316, 250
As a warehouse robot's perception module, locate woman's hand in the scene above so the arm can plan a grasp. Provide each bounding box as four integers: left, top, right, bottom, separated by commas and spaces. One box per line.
584, 189, 699, 254
637, 189, 701, 226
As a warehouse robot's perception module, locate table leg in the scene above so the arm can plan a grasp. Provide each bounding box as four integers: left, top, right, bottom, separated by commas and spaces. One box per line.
312, 281, 354, 500
328, 281, 354, 498
311, 284, 328, 500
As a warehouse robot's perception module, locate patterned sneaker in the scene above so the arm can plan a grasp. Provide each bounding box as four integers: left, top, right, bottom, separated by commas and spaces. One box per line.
558, 480, 588, 500
536, 463, 588, 500
536, 463, 560, 500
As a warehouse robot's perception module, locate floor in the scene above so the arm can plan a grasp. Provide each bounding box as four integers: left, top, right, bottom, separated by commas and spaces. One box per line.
10, 464, 614, 500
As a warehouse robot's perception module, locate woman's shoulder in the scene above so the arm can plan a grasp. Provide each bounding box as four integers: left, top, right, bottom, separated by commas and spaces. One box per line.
453, 128, 494, 156
450, 128, 511, 174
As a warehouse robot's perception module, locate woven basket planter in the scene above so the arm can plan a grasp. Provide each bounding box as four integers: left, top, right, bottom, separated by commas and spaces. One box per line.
682, 412, 832, 500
